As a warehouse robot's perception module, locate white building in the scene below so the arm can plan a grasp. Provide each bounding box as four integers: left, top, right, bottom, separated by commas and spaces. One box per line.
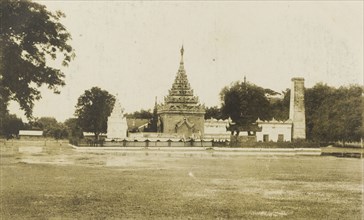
19, 130, 43, 138
83, 132, 106, 138
106, 98, 128, 141
256, 118, 292, 142
204, 118, 231, 140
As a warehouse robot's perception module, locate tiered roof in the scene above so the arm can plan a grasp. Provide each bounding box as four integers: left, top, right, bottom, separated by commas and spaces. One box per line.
109, 97, 124, 118
158, 46, 205, 114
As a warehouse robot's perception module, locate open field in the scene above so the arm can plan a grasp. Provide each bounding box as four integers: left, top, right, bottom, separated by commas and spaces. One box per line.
1, 140, 363, 219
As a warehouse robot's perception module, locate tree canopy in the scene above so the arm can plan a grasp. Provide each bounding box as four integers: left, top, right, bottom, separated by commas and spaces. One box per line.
34, 117, 68, 139
305, 84, 363, 144
220, 81, 272, 127
148, 104, 158, 132
75, 87, 115, 140
270, 88, 290, 121
124, 109, 153, 119
220, 81, 363, 143
64, 117, 83, 139
36, 117, 58, 130
0, 0, 75, 118
1, 114, 23, 138
204, 106, 224, 120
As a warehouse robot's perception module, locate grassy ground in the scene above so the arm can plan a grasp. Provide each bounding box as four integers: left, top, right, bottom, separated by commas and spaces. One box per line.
1, 140, 363, 219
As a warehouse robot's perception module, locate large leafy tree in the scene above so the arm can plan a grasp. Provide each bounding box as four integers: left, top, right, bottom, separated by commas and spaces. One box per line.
331, 87, 362, 143
75, 87, 115, 140
304, 83, 334, 141
0, 0, 75, 118
270, 88, 290, 121
220, 81, 272, 127
305, 84, 363, 144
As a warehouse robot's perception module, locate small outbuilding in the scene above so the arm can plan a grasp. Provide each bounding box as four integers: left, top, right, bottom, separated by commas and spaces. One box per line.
18, 130, 43, 139
256, 118, 292, 142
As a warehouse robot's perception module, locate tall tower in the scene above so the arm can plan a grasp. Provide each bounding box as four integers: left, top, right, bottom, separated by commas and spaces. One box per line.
289, 77, 306, 140
157, 46, 205, 138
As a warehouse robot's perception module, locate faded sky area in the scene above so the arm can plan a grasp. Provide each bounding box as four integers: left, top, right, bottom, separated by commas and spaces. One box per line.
9, 1, 364, 121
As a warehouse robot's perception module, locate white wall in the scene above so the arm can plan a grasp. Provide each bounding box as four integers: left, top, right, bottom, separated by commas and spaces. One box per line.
204, 119, 229, 134
256, 123, 292, 142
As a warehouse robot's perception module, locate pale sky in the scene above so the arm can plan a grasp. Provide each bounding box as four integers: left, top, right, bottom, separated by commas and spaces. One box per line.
9, 1, 364, 122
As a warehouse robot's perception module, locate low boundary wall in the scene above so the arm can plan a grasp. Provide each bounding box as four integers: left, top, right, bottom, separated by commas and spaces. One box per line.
70, 145, 322, 156
103, 141, 213, 147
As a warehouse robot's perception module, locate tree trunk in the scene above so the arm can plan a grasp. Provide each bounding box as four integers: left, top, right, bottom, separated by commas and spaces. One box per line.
95, 132, 99, 141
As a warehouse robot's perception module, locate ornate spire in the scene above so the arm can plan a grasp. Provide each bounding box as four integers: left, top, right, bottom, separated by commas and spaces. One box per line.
110, 95, 124, 117
157, 46, 205, 114
178, 45, 185, 72
180, 45, 184, 64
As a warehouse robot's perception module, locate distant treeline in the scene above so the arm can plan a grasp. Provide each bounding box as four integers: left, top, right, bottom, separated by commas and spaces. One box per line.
206, 82, 363, 144
1, 83, 362, 145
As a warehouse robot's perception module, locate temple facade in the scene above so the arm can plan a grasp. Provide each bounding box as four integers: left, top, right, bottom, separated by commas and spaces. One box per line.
157, 46, 205, 139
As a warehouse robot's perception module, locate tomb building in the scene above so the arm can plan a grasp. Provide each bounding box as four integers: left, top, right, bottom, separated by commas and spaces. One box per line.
106, 97, 128, 140
157, 46, 205, 139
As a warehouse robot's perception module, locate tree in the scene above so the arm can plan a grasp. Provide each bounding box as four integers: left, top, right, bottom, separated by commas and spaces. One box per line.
305, 83, 363, 144
332, 87, 362, 144
124, 109, 153, 119
270, 89, 290, 121
35, 116, 57, 137
305, 83, 334, 142
0, 0, 75, 119
37, 117, 58, 129
30, 117, 68, 139
220, 81, 272, 126
220, 81, 273, 135
49, 123, 68, 140
204, 106, 224, 120
75, 87, 115, 140
148, 102, 158, 132
64, 118, 83, 139
1, 114, 23, 138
